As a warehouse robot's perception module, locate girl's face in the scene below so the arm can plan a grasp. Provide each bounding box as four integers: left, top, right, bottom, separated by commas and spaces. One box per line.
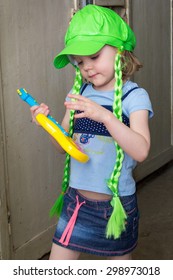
73, 45, 117, 91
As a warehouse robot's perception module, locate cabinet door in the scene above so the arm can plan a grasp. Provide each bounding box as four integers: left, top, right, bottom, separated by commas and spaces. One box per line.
131, 0, 173, 180
0, 0, 74, 259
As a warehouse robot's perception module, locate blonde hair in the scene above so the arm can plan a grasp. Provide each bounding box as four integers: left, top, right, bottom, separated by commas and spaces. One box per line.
121, 51, 143, 80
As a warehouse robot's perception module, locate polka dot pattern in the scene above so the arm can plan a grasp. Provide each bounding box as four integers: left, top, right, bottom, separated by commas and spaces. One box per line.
74, 105, 130, 136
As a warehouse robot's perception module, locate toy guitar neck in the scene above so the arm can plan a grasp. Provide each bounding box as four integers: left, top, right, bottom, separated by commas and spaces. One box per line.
17, 88, 69, 136
17, 88, 89, 163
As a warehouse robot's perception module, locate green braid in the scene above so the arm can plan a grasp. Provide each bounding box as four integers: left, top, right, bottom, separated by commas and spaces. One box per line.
50, 67, 82, 217
106, 49, 127, 239
50, 54, 127, 239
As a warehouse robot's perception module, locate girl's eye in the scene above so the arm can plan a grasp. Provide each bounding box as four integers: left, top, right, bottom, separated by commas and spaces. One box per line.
77, 61, 83, 65
91, 55, 99, 60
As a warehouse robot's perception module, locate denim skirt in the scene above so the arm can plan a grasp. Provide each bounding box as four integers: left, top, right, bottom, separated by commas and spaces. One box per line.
52, 187, 139, 257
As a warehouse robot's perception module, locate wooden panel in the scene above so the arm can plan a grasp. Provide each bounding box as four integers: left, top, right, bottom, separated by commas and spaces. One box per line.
94, 0, 125, 6
131, 0, 173, 178
0, 47, 11, 260
0, 0, 74, 259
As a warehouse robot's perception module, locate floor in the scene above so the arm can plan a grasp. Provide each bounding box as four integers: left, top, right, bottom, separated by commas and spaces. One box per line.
41, 161, 173, 260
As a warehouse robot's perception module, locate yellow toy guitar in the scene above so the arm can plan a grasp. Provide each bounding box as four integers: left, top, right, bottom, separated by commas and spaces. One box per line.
17, 88, 89, 163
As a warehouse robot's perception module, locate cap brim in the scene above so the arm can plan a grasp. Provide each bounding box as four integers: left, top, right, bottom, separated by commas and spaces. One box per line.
53, 41, 105, 69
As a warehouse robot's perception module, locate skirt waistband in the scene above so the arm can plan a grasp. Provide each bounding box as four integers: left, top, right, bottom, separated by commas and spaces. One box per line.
67, 187, 136, 210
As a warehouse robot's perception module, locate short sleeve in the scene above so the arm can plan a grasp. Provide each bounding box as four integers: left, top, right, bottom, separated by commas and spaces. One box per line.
122, 88, 154, 118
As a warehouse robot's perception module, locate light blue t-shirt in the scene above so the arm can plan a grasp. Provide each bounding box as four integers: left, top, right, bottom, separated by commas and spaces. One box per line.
68, 81, 154, 196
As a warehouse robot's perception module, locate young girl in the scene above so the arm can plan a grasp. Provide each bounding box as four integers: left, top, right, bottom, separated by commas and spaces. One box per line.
31, 5, 153, 260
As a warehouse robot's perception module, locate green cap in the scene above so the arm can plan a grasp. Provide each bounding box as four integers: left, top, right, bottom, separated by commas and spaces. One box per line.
54, 5, 136, 69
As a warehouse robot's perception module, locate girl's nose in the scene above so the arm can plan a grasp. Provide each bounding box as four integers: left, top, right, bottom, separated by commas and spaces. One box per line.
83, 61, 92, 71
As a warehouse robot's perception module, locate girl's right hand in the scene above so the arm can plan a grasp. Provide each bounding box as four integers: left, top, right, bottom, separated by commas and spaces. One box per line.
30, 103, 50, 125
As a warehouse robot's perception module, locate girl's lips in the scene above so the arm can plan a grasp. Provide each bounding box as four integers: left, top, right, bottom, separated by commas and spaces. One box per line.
89, 74, 97, 78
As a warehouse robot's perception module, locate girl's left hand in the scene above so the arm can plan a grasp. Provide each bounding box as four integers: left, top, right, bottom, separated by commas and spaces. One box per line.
65, 94, 111, 123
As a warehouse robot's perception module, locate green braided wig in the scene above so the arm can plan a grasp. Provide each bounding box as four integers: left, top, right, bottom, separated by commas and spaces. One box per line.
50, 4, 137, 240
50, 51, 127, 239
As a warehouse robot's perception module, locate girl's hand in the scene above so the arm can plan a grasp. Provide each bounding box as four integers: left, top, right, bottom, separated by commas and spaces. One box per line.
65, 94, 112, 124
30, 103, 50, 125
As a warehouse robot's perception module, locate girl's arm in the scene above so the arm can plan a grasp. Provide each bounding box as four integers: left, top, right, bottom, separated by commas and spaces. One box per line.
65, 94, 151, 162
103, 109, 150, 162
